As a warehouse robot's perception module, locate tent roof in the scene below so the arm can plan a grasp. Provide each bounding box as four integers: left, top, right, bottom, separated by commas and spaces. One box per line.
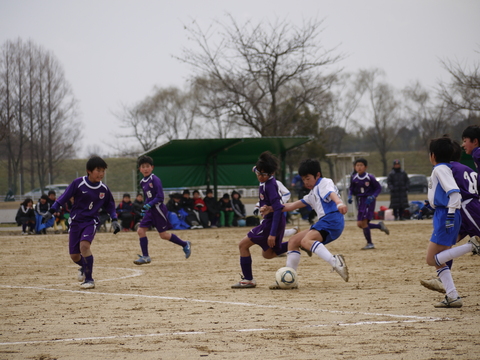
145, 137, 311, 166
142, 137, 311, 190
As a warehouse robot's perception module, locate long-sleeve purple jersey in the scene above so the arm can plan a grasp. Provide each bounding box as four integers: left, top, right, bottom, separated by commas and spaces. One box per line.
140, 174, 165, 207
349, 172, 382, 198
450, 161, 479, 201
258, 176, 283, 236
52, 176, 117, 223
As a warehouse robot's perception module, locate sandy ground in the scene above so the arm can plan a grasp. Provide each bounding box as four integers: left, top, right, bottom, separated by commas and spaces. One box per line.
0, 219, 479, 360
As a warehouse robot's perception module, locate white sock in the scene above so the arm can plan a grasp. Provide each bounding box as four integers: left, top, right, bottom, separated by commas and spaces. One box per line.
286, 251, 300, 270
437, 266, 458, 299
311, 241, 334, 266
284, 228, 297, 237
435, 243, 474, 266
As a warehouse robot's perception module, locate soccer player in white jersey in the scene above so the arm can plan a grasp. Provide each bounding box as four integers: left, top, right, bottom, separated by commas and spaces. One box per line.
424, 137, 480, 308
262, 158, 349, 288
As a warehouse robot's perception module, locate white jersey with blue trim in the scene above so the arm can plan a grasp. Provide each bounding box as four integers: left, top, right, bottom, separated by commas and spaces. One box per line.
255, 180, 291, 210
428, 163, 461, 210
301, 177, 339, 218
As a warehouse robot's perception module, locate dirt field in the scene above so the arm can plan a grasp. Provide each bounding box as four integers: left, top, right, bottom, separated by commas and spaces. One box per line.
0, 220, 479, 360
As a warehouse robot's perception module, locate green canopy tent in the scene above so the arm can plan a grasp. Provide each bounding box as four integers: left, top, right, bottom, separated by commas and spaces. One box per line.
142, 137, 311, 199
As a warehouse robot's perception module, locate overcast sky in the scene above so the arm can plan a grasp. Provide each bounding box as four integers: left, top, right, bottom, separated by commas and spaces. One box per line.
1, 0, 479, 158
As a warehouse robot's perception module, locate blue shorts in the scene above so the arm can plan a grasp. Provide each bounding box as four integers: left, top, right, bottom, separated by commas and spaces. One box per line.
248, 215, 286, 254
311, 211, 345, 245
356, 197, 375, 221
430, 207, 461, 246
69, 220, 98, 255
139, 203, 172, 233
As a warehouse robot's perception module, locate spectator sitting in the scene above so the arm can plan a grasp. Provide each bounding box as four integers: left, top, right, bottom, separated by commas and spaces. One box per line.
231, 190, 246, 226
203, 189, 220, 228
166, 193, 190, 230
192, 190, 210, 228
181, 189, 195, 212
35, 194, 55, 234
16, 198, 35, 235
218, 193, 234, 227
116, 193, 135, 231
132, 193, 144, 228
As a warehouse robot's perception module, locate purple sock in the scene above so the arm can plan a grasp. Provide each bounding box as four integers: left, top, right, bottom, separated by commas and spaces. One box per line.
240, 256, 253, 280
363, 227, 372, 244
369, 223, 380, 230
139, 237, 149, 257
74, 257, 84, 270
169, 233, 187, 247
84, 255, 94, 282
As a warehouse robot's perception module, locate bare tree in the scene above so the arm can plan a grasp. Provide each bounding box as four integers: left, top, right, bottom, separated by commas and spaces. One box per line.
0, 38, 79, 194
403, 81, 457, 149
438, 53, 480, 112
353, 69, 403, 176
113, 85, 200, 155
178, 15, 342, 136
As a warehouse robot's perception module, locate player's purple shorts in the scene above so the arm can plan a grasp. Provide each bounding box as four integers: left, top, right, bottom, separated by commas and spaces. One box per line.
430, 207, 461, 246
248, 215, 286, 254
68, 219, 98, 254
356, 197, 375, 221
139, 203, 172, 233
458, 199, 480, 240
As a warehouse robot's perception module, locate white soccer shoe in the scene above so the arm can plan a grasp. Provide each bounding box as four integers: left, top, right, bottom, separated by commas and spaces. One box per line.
332, 254, 349, 282
420, 278, 445, 293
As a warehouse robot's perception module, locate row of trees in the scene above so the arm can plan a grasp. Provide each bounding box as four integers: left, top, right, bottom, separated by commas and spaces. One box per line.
114, 16, 479, 177
0, 38, 80, 194
1, 16, 478, 194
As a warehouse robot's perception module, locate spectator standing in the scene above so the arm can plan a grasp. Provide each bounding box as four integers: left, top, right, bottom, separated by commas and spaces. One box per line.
387, 159, 410, 221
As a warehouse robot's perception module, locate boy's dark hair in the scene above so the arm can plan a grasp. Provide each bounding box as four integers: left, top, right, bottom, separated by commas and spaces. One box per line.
430, 137, 454, 163
255, 151, 279, 174
86, 156, 108, 172
354, 158, 368, 167
48, 190, 56, 196
451, 140, 462, 162
298, 159, 322, 178
462, 125, 480, 143
137, 155, 154, 168
123, 193, 130, 198
222, 193, 230, 200
40, 194, 48, 201
183, 189, 190, 195
193, 190, 200, 195
206, 189, 213, 195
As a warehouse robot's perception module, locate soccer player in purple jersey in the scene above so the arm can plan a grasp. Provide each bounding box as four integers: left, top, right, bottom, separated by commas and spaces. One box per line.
348, 158, 389, 250
43, 156, 121, 289
462, 125, 480, 189
231, 151, 287, 289
421, 139, 480, 294
132, 155, 191, 265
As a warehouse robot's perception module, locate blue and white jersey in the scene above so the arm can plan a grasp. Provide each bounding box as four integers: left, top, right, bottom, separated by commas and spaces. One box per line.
428, 163, 461, 210
301, 177, 339, 219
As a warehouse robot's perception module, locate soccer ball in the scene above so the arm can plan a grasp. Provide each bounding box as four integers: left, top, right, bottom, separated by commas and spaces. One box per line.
275, 267, 298, 289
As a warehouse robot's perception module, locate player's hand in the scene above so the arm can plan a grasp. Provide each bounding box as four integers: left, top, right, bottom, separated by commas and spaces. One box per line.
365, 196, 375, 205
111, 220, 121, 234
337, 203, 348, 215
143, 204, 151, 211
42, 211, 53, 221
445, 213, 455, 233
347, 196, 353, 204
267, 235, 276, 248
253, 208, 259, 216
